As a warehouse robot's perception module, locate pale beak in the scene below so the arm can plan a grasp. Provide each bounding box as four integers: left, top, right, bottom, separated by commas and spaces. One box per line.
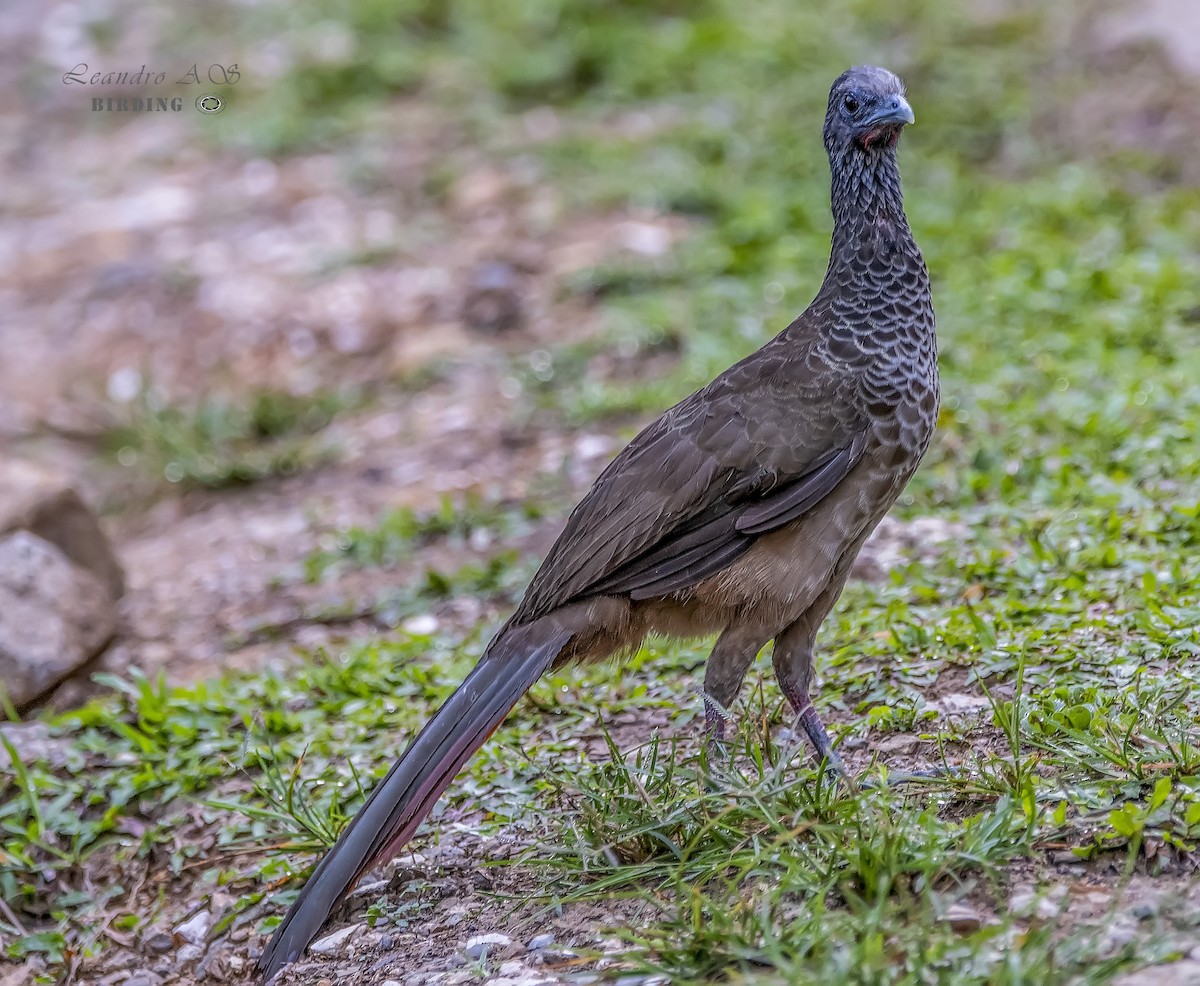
864, 94, 915, 128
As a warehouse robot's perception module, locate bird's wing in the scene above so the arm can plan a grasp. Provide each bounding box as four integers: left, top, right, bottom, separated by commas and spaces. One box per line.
515, 327, 867, 617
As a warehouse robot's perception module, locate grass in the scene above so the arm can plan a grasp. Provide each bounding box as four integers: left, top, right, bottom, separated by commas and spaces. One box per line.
302, 492, 546, 583
6, 0, 1200, 981
102, 386, 357, 490
531, 732, 1097, 984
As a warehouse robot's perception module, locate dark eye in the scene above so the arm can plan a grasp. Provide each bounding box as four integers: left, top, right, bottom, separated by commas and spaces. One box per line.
843, 94, 859, 113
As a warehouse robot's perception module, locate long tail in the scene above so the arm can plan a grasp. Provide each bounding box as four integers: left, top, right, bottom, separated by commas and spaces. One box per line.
257, 619, 574, 982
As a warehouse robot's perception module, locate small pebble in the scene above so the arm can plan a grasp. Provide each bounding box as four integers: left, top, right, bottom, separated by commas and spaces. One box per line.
350, 878, 390, 899
1103, 924, 1138, 950
208, 891, 235, 912
403, 614, 439, 636
461, 261, 523, 334
1008, 890, 1060, 920
175, 943, 203, 966
943, 903, 981, 934
143, 932, 174, 954
464, 932, 512, 960
528, 934, 555, 950
174, 911, 212, 945
310, 923, 363, 956
378, 933, 395, 950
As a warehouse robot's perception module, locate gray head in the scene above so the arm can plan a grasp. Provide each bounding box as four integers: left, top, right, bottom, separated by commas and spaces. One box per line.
823, 65, 914, 159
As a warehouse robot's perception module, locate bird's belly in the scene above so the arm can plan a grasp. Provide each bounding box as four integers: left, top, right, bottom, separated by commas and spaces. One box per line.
693, 456, 909, 625
627, 434, 927, 643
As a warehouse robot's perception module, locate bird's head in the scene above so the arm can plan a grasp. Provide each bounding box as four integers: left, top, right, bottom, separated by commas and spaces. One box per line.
824, 65, 914, 158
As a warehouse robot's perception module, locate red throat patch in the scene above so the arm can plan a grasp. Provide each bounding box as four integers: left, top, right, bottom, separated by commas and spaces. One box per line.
860, 125, 902, 150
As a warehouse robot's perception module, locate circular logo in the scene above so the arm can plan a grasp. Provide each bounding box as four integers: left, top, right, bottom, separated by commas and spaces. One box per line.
195, 93, 224, 115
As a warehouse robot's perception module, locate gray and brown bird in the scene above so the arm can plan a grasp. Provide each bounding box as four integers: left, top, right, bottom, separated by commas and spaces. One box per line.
258, 64, 937, 981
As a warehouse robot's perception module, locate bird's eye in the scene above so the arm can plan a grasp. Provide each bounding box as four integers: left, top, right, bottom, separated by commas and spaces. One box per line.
843, 94, 859, 113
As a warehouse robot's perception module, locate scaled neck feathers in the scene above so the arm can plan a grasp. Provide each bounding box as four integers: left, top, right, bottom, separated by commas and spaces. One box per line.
821, 144, 919, 291
834, 142, 906, 224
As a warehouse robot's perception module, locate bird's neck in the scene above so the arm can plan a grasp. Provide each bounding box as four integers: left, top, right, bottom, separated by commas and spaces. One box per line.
814, 145, 934, 367
825, 147, 911, 264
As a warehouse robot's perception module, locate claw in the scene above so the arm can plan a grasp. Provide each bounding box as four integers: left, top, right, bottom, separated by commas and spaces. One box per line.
787, 703, 960, 793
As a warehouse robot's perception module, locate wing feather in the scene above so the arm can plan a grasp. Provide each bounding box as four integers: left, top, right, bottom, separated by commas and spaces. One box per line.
514, 325, 868, 619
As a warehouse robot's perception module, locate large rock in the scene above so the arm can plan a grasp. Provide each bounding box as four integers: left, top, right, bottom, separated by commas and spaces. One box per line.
0, 460, 125, 599
0, 531, 118, 707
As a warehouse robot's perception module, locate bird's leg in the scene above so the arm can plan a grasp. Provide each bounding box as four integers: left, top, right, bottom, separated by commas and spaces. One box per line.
772, 612, 846, 776
701, 625, 769, 764
775, 594, 954, 788
702, 691, 734, 749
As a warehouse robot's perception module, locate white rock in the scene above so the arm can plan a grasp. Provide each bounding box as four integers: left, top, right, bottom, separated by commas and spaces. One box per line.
1009, 886, 1065, 920
877, 734, 920, 755
106, 366, 143, 403
942, 902, 982, 934
174, 911, 211, 945
0, 722, 75, 770
309, 923, 363, 955
1115, 960, 1200, 986
175, 943, 203, 965
463, 932, 511, 959
931, 694, 991, 716
574, 434, 613, 461
403, 614, 439, 636
620, 221, 671, 256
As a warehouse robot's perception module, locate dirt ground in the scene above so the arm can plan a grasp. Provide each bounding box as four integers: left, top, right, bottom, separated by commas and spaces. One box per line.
3, 0, 1200, 984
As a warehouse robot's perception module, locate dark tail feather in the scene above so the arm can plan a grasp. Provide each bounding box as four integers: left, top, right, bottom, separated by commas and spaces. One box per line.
257, 620, 573, 982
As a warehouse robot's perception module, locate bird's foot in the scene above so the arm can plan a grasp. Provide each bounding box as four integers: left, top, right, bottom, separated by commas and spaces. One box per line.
702, 691, 733, 739
796, 704, 850, 781
785, 698, 960, 793
701, 691, 735, 787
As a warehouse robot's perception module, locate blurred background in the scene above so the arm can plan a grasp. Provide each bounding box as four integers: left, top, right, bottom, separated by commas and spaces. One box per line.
4, 0, 1200, 707
4, 0, 1200, 982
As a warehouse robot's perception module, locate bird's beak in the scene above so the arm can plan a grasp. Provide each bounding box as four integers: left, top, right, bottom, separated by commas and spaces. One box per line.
864, 94, 915, 128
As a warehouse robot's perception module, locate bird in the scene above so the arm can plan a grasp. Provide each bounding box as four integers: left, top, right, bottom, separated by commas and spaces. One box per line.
257, 64, 938, 982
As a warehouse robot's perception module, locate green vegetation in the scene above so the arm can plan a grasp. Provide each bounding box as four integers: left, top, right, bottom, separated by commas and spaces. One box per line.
303, 493, 545, 582
104, 387, 355, 490
6, 0, 1200, 982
